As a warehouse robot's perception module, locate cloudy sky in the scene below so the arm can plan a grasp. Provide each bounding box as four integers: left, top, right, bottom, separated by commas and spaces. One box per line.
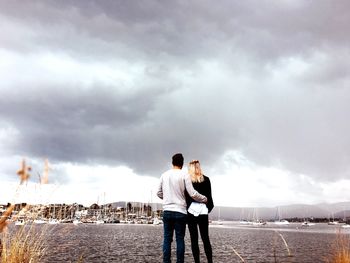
1, 0, 350, 208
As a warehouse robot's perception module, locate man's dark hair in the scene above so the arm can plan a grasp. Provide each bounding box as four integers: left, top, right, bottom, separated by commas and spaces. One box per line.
172, 153, 184, 168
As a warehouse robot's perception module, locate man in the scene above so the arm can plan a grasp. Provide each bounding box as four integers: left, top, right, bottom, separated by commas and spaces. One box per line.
157, 153, 207, 263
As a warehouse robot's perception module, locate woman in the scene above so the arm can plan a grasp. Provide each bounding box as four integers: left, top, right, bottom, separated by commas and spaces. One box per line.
185, 160, 214, 263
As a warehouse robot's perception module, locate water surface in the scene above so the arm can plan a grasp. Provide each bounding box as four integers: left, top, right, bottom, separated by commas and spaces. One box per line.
39, 222, 346, 262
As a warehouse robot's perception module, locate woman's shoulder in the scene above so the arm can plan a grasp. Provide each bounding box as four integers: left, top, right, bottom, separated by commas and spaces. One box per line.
202, 174, 210, 181
201, 175, 211, 186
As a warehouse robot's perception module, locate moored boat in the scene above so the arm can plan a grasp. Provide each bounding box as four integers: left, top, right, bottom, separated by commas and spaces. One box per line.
274, 219, 289, 225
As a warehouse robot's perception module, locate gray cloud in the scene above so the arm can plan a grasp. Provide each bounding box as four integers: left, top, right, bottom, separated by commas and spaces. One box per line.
1, 0, 350, 183
2, 1, 349, 62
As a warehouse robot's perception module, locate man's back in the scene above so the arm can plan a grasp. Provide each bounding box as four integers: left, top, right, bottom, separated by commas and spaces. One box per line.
159, 169, 188, 214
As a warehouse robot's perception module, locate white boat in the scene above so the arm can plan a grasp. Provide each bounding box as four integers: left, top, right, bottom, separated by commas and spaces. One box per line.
33, 219, 47, 224
274, 219, 289, 225
342, 224, 350, 228
274, 207, 289, 225
328, 221, 339, 225
216, 220, 223, 225
153, 217, 162, 225
239, 220, 253, 225
252, 220, 267, 226
301, 221, 315, 227
48, 218, 60, 225
210, 220, 223, 225
94, 219, 104, 225
15, 219, 25, 226
73, 219, 82, 225
251, 208, 266, 226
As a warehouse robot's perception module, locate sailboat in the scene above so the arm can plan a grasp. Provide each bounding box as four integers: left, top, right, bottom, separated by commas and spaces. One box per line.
211, 207, 223, 225
301, 212, 315, 227
15, 219, 25, 226
94, 208, 105, 225
301, 221, 315, 227
92, 194, 106, 225
48, 204, 60, 224
328, 212, 339, 225
239, 208, 252, 225
252, 208, 266, 226
152, 217, 162, 225
274, 207, 289, 225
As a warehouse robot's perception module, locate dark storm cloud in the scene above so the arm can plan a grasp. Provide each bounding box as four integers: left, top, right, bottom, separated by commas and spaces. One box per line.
1, 0, 350, 181
0, 84, 170, 172
2, 1, 349, 62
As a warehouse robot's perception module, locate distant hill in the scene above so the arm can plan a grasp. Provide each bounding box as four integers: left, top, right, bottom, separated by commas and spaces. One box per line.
105, 201, 350, 221
107, 201, 350, 221
209, 202, 350, 221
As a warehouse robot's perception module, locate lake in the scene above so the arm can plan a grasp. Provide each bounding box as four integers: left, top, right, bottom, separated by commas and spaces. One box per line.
37, 222, 347, 262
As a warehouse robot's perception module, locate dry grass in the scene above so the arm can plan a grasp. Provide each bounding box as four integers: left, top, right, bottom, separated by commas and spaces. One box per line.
0, 204, 47, 263
1, 158, 84, 263
0, 159, 48, 262
1, 224, 46, 263
326, 230, 350, 263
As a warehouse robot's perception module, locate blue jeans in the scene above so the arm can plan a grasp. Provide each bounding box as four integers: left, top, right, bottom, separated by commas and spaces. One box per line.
162, 211, 187, 263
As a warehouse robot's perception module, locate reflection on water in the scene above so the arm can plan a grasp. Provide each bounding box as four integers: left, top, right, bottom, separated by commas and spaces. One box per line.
39, 222, 347, 262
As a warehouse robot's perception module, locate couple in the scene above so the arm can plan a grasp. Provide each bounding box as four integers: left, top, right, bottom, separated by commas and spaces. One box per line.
157, 153, 214, 263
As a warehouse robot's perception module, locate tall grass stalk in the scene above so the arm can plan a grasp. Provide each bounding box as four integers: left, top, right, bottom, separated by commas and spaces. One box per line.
232, 247, 245, 262
278, 232, 292, 257
326, 230, 350, 263
274, 230, 292, 257
1, 224, 46, 263
0, 205, 14, 233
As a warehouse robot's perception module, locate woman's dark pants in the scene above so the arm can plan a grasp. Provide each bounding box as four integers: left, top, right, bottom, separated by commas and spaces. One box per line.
187, 213, 213, 263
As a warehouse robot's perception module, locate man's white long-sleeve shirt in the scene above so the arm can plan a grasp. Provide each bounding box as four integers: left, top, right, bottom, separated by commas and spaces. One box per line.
157, 168, 207, 214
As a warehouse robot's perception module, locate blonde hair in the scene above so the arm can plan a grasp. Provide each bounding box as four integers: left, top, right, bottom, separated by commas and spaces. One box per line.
188, 160, 204, 183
